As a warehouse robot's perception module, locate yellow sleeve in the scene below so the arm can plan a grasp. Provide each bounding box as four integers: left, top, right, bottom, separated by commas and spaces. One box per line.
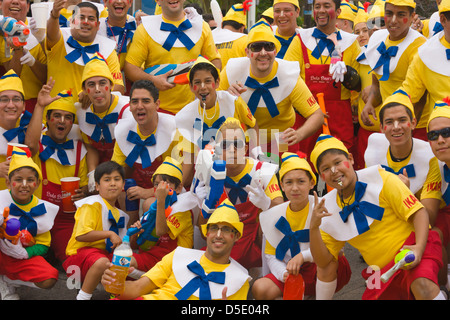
265, 174, 283, 200
167, 210, 193, 248
143, 250, 175, 288
106, 50, 124, 87
343, 40, 362, 72
72, 203, 103, 238
284, 35, 303, 63
420, 157, 443, 201
422, 19, 430, 38
200, 22, 221, 63
320, 230, 346, 261
125, 24, 150, 67
111, 142, 127, 167
398, 53, 426, 104
233, 96, 256, 128
290, 76, 320, 118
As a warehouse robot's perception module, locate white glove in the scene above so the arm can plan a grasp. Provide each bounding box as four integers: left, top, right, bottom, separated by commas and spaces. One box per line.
19, 48, 36, 67
184, 7, 200, 20
0, 239, 29, 260
87, 170, 96, 193
329, 61, 346, 83
244, 181, 271, 211
250, 146, 264, 160
194, 181, 208, 207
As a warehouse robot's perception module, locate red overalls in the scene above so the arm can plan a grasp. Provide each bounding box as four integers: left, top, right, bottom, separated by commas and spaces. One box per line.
295, 34, 354, 161
130, 155, 164, 189
39, 140, 83, 262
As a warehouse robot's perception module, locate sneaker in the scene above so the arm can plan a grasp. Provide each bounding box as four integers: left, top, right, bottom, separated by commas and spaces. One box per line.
0, 276, 19, 300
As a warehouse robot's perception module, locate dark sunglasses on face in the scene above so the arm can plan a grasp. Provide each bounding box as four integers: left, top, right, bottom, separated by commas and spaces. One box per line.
249, 42, 276, 53
220, 139, 245, 150
427, 127, 450, 141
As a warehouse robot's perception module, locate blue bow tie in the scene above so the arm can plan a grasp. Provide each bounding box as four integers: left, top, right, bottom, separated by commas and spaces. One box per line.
125, 131, 156, 169
433, 22, 443, 36
311, 29, 342, 60
245, 76, 280, 118
442, 165, 450, 205
59, 15, 69, 28
39, 135, 74, 165
160, 19, 195, 51
175, 260, 226, 300
275, 216, 310, 261
275, 34, 295, 59
381, 163, 416, 178
85, 112, 118, 144
446, 48, 450, 61
339, 181, 385, 235
193, 116, 225, 149
9, 202, 47, 237
224, 174, 252, 204
106, 20, 136, 53
65, 36, 100, 64
3, 110, 32, 144
106, 210, 125, 253
369, 42, 398, 81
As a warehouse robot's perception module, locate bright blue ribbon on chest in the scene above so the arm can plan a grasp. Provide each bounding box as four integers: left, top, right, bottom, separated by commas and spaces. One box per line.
275, 34, 295, 59
311, 29, 341, 60
224, 174, 252, 204
339, 181, 385, 235
446, 48, 450, 61
3, 110, 32, 144
193, 116, 225, 149
175, 260, 226, 300
39, 135, 74, 165
65, 36, 100, 64
160, 19, 195, 51
442, 165, 450, 205
106, 20, 136, 53
9, 203, 47, 237
125, 131, 156, 169
105, 210, 125, 253
433, 22, 443, 36
275, 216, 309, 261
381, 163, 416, 178
245, 77, 280, 118
85, 112, 118, 143
369, 42, 398, 81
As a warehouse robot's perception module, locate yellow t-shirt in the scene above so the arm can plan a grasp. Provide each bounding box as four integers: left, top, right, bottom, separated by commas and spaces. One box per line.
284, 32, 361, 101
142, 250, 250, 300
46, 32, 123, 97
399, 36, 450, 129
32, 136, 88, 199
265, 203, 309, 255
215, 34, 247, 68
125, 17, 220, 114
219, 61, 320, 137
357, 62, 381, 131
420, 157, 446, 205
321, 167, 422, 269
66, 197, 120, 256
12, 195, 52, 247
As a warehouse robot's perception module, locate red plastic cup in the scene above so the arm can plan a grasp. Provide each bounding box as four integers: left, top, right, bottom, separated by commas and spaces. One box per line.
283, 273, 305, 300
60, 177, 80, 213
7, 143, 31, 160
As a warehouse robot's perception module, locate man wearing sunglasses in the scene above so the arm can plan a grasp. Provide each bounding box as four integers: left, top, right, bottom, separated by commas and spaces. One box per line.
283, 0, 361, 160
396, 0, 450, 142
220, 20, 324, 157
421, 101, 450, 292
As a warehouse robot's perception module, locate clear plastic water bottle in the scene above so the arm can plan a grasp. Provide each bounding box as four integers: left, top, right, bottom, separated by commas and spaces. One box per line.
330, 46, 342, 68
104, 235, 132, 295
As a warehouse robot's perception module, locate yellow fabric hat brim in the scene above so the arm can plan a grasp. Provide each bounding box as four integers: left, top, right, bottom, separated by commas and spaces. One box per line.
223, 4, 247, 26
187, 56, 220, 82
381, 89, 415, 118
201, 199, 244, 239
0, 70, 24, 96
273, 0, 300, 9
247, 19, 281, 53
385, 0, 416, 9
338, 1, 358, 21
310, 134, 349, 172
81, 55, 114, 85
439, 0, 450, 13
8, 154, 42, 181
427, 102, 450, 132
279, 152, 316, 184
152, 157, 183, 182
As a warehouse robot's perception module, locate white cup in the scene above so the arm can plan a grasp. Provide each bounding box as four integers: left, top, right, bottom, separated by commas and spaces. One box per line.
31, 3, 49, 30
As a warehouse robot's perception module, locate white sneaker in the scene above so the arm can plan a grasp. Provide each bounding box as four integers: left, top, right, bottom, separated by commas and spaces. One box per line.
0, 276, 20, 300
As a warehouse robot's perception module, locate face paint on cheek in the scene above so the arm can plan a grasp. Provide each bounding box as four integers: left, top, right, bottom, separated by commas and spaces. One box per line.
211, 82, 215, 89
12, 182, 16, 187
321, 173, 326, 180
193, 85, 197, 91
105, 86, 109, 91
343, 161, 350, 168
33, 182, 36, 187
87, 89, 90, 94
251, 53, 254, 58
403, 18, 408, 24
384, 125, 387, 131
327, 9, 335, 19
407, 122, 410, 127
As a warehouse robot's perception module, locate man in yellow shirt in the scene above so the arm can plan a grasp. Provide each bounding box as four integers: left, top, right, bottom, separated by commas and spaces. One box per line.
46, 0, 124, 97
101, 198, 251, 300
212, 3, 248, 67
124, 0, 221, 115
283, 0, 361, 157
272, 0, 302, 59
309, 134, 445, 300
360, 0, 426, 139
398, 0, 450, 141
25, 79, 88, 262
221, 20, 323, 158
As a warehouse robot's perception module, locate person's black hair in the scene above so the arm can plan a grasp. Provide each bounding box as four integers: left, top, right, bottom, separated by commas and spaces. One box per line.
94, 161, 125, 183
46, 109, 76, 121
222, 20, 245, 31
188, 61, 219, 84
73, 2, 99, 21
281, 169, 313, 183
130, 79, 159, 102
384, 3, 414, 15
152, 173, 182, 189
313, 0, 341, 10
316, 149, 349, 173
8, 166, 40, 180
379, 102, 414, 124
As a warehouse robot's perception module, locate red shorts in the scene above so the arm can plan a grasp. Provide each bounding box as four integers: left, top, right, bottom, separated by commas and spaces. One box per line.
133, 237, 178, 271
361, 231, 442, 300
435, 206, 450, 246
264, 255, 351, 297
0, 252, 59, 283
63, 247, 113, 282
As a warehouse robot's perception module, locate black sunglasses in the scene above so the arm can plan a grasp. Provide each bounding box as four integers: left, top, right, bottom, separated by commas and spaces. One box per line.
220, 139, 245, 150
427, 127, 450, 141
249, 42, 276, 53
